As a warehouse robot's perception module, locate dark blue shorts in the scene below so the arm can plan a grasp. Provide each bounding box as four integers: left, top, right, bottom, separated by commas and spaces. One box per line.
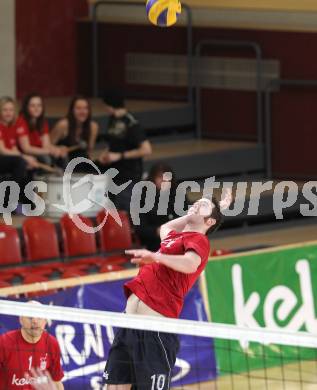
103, 328, 179, 389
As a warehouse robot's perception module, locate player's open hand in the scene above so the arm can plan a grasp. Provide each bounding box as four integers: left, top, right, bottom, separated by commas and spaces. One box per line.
24, 368, 57, 390
125, 249, 157, 266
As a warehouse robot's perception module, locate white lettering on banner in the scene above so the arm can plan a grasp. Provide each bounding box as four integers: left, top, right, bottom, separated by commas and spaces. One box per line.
264, 285, 306, 331
56, 324, 105, 365
232, 264, 261, 329
56, 325, 80, 365
232, 259, 317, 347
171, 358, 191, 382
105, 325, 115, 344
90, 375, 107, 389
84, 324, 105, 360
62, 361, 107, 382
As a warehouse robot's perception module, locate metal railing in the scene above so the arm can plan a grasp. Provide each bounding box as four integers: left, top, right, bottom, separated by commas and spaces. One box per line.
92, 1, 194, 103
265, 78, 317, 178
195, 40, 263, 142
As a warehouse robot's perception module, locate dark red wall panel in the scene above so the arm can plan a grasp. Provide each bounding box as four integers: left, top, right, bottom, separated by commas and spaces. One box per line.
15, 3, 317, 177
271, 89, 317, 179
77, 22, 317, 179
200, 89, 257, 140
16, 0, 88, 98
77, 22, 188, 99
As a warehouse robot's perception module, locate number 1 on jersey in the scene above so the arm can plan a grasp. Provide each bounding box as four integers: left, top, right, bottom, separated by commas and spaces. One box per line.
28, 356, 33, 370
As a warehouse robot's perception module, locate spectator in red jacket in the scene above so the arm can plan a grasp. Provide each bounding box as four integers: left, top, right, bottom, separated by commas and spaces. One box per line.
17, 94, 67, 168
0, 96, 41, 212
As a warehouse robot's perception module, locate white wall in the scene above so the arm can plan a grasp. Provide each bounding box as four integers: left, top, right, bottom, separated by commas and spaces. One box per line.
0, 0, 15, 97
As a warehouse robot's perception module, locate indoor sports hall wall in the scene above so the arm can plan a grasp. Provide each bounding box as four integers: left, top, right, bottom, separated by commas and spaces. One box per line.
89, 0, 317, 11
15, 0, 88, 97
94, 0, 317, 30
77, 19, 317, 179
0, 0, 15, 97
10, 0, 317, 178
178, 0, 317, 11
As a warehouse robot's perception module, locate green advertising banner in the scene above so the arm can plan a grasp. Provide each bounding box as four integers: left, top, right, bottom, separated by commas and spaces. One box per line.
205, 243, 317, 375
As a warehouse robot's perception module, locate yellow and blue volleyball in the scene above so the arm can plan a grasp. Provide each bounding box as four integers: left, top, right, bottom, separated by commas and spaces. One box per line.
146, 0, 182, 27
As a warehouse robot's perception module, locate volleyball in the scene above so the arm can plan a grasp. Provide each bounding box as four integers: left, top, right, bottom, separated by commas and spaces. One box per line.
146, 0, 182, 27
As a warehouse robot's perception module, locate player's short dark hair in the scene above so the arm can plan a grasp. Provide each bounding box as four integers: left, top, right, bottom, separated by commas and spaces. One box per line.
205, 196, 224, 235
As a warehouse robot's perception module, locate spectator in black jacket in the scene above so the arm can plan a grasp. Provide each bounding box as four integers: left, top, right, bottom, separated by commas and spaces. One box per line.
97, 90, 152, 212
136, 163, 188, 251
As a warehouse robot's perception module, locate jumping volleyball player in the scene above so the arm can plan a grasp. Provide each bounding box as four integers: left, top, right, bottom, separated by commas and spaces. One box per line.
103, 189, 232, 390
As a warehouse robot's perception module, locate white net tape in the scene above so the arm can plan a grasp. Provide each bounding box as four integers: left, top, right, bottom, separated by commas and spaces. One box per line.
1, 300, 316, 349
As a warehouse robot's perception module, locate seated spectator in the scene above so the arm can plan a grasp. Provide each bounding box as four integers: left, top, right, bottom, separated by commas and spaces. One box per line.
135, 163, 188, 251
97, 90, 152, 212
50, 96, 99, 164
0, 96, 39, 210
17, 93, 67, 168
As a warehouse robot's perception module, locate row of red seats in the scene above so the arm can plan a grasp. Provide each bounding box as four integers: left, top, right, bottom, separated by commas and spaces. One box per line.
0, 210, 134, 286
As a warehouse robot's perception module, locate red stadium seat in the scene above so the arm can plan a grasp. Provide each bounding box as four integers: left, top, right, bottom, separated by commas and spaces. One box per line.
0, 280, 11, 288
61, 268, 88, 279
66, 257, 99, 268
104, 255, 130, 266
99, 263, 125, 273
23, 273, 50, 283
22, 217, 64, 274
1, 263, 62, 282
0, 224, 23, 265
70, 255, 127, 270
23, 274, 57, 297
61, 214, 97, 256
97, 210, 133, 252
23, 217, 60, 261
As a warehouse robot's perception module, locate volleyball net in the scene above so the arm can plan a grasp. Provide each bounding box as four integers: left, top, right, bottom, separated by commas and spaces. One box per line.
0, 299, 316, 390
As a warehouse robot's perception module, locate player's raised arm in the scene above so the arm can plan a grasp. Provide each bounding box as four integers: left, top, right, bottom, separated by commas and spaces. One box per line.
125, 249, 201, 274
159, 215, 189, 240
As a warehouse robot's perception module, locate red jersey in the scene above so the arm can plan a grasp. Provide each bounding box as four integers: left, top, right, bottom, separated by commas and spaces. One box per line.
0, 123, 18, 150
0, 330, 64, 390
16, 116, 49, 148
124, 230, 210, 318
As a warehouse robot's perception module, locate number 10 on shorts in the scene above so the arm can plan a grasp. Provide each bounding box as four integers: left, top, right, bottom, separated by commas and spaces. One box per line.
151, 374, 167, 390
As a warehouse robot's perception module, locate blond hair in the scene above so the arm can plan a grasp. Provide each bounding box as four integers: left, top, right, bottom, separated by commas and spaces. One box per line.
0, 96, 16, 125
